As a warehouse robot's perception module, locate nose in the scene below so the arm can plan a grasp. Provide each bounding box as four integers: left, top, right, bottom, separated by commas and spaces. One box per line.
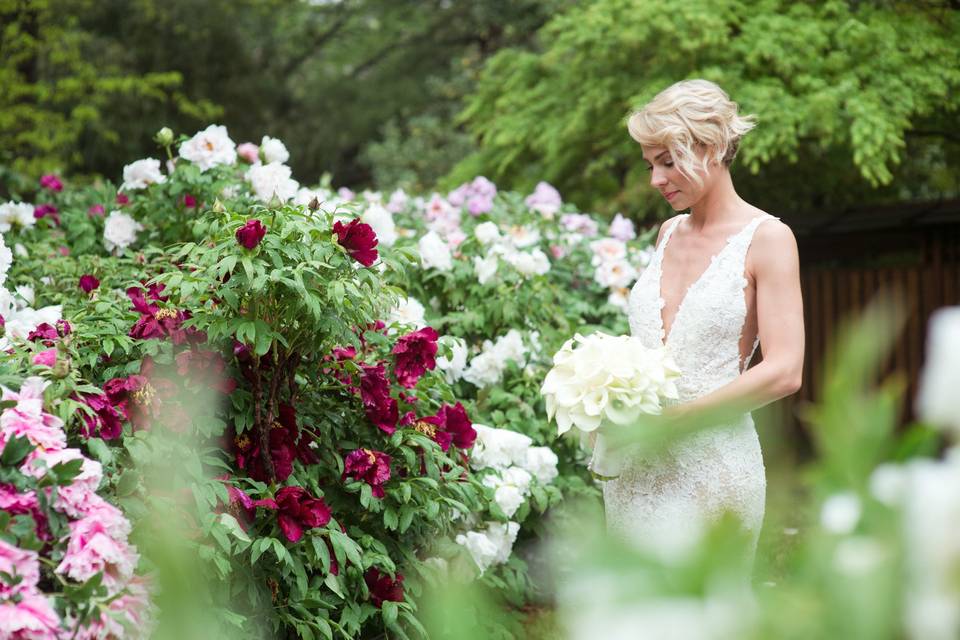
649, 166, 669, 188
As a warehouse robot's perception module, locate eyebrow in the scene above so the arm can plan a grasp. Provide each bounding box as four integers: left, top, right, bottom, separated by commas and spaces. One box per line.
644, 150, 670, 164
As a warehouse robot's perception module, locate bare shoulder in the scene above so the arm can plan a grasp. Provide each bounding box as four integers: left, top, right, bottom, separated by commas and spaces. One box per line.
654, 214, 686, 248
751, 216, 799, 275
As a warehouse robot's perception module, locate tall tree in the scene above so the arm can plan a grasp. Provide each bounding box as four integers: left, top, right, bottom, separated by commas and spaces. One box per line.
451, 0, 960, 218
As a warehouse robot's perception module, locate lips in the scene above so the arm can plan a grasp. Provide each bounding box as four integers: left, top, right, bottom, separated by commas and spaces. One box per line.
663, 190, 680, 202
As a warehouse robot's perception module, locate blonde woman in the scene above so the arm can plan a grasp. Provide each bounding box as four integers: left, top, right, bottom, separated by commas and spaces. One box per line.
601, 79, 805, 564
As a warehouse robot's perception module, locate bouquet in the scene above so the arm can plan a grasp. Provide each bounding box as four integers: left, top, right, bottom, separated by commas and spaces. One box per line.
540, 332, 680, 476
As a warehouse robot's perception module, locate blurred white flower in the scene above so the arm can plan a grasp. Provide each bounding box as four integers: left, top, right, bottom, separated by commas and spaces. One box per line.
504, 248, 551, 277
471, 425, 533, 471
0, 202, 36, 233
294, 187, 329, 206
259, 135, 290, 164
522, 446, 559, 485
103, 210, 144, 254
389, 296, 426, 329
361, 204, 397, 247
474, 221, 501, 245
869, 463, 906, 507
833, 536, 888, 576
246, 162, 299, 203
15, 285, 34, 306
594, 258, 638, 289
463, 349, 503, 388
455, 530, 499, 574
13, 243, 27, 258
436, 337, 468, 383
589, 237, 628, 265
473, 253, 499, 285
418, 231, 453, 271
607, 288, 630, 310
387, 188, 409, 213
0, 235, 11, 287
820, 492, 861, 534
505, 225, 541, 248
916, 306, 960, 437
120, 158, 166, 191
178, 124, 237, 171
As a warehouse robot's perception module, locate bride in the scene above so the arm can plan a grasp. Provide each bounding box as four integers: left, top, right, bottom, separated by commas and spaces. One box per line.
598, 79, 805, 563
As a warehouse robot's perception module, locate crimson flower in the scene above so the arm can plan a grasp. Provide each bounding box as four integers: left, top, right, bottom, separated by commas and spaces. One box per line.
104, 358, 178, 431
127, 285, 206, 344
218, 476, 278, 530
275, 486, 331, 542
88, 204, 105, 217
392, 327, 439, 388
343, 449, 391, 498
39, 174, 63, 192
236, 219, 267, 249
75, 392, 124, 440
27, 320, 70, 346
33, 204, 60, 225
116, 193, 130, 206
79, 275, 100, 293
175, 349, 237, 394
360, 364, 398, 434
417, 402, 476, 451
333, 219, 378, 266
182, 194, 198, 208
364, 568, 404, 607
233, 404, 316, 482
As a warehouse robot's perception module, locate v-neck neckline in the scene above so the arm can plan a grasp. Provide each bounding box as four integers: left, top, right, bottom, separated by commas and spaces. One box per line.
656, 213, 766, 347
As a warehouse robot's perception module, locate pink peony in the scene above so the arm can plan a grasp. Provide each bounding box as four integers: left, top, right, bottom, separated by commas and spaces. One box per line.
56, 514, 138, 589
235, 219, 266, 249
31, 349, 56, 367
0, 539, 40, 597
0, 378, 66, 453
39, 174, 63, 192
274, 486, 332, 542
78, 274, 100, 293
392, 327, 439, 388
87, 204, 105, 217
0, 592, 61, 639
70, 574, 152, 639
182, 193, 197, 208
359, 364, 398, 434
237, 142, 260, 164
333, 219, 378, 267
343, 449, 391, 498
467, 194, 493, 216
364, 567, 404, 607
608, 213, 636, 241
115, 193, 130, 206
32, 204, 59, 226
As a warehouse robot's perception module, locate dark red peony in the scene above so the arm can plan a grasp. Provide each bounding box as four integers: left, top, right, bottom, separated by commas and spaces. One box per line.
333, 219, 378, 267
175, 349, 237, 394
343, 448, 392, 498
88, 204, 106, 217
359, 364, 398, 434
364, 568, 404, 607
39, 174, 63, 192
127, 285, 206, 345
235, 219, 267, 249
182, 194, 198, 208
417, 402, 476, 451
392, 327, 439, 388
33, 204, 60, 225
27, 320, 70, 346
78, 274, 100, 293
219, 476, 278, 530
76, 392, 125, 440
275, 486, 332, 542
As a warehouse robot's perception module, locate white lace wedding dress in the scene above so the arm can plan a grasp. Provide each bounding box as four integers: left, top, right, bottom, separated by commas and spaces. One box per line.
600, 213, 777, 558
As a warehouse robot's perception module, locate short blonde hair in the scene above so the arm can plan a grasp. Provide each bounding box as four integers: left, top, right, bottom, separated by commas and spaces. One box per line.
627, 79, 755, 184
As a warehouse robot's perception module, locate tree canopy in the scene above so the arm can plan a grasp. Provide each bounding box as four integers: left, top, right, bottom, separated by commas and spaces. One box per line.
451, 0, 960, 218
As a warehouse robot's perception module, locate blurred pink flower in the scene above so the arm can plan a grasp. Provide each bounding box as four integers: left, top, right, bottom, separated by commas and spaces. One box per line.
0, 539, 40, 597
31, 348, 56, 367
237, 142, 260, 164
0, 592, 61, 639
39, 174, 63, 192
87, 204, 105, 217
78, 274, 100, 293
182, 194, 198, 208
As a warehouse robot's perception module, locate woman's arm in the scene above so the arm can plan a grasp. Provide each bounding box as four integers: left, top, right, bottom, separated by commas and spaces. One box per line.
670, 219, 805, 418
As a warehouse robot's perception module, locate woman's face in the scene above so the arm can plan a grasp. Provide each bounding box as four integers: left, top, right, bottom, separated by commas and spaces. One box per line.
641, 145, 710, 211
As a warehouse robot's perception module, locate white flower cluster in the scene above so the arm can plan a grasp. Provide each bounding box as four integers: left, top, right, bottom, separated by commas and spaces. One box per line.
436, 336, 468, 383
120, 158, 166, 191
103, 210, 144, 254
361, 204, 397, 247
455, 521, 519, 576
389, 296, 426, 329
915, 306, 960, 438
178, 125, 237, 171
541, 332, 680, 435
0, 202, 37, 233
589, 236, 645, 311
469, 424, 559, 517
471, 222, 551, 285
418, 230, 452, 271
0, 284, 61, 351
463, 329, 532, 388
246, 162, 299, 203
0, 233, 11, 287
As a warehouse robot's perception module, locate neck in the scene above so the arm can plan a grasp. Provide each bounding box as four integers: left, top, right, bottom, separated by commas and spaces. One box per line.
687, 169, 743, 230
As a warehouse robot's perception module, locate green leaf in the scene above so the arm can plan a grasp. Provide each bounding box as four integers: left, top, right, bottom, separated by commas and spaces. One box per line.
218, 513, 252, 543
1, 435, 34, 467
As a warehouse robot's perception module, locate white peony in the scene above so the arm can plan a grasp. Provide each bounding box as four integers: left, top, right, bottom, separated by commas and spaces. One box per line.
594, 258, 638, 289
294, 187, 330, 206
103, 210, 144, 254
541, 332, 681, 436
819, 492, 861, 534
473, 253, 499, 285
259, 135, 290, 164
486, 521, 520, 565
418, 231, 453, 271
505, 225, 541, 248
387, 189, 409, 213
178, 124, 237, 171
15, 285, 34, 306
436, 337, 468, 383
0, 235, 11, 287
916, 307, 960, 438
589, 237, 628, 265
120, 158, 166, 191
607, 288, 630, 310
0, 202, 37, 232
474, 221, 501, 245
455, 530, 500, 575
246, 162, 299, 203
470, 425, 533, 471
463, 349, 503, 388
522, 446, 559, 485
492, 329, 527, 365
493, 485, 525, 518
361, 204, 397, 247
389, 296, 426, 329
505, 248, 551, 277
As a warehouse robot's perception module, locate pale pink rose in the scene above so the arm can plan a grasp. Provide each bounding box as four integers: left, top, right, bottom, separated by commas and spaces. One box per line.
56, 515, 138, 589
446, 229, 467, 249
237, 142, 260, 164
608, 213, 636, 241
525, 182, 562, 218
549, 245, 566, 259
425, 194, 453, 221
0, 593, 61, 639
0, 382, 66, 453
31, 349, 56, 367
447, 184, 469, 207
337, 187, 355, 201
589, 237, 628, 264
0, 540, 40, 597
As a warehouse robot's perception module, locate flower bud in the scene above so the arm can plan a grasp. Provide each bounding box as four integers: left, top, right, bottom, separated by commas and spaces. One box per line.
155, 127, 174, 146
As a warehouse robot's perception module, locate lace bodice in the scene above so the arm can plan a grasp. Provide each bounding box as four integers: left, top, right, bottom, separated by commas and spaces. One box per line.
601, 213, 777, 561
628, 213, 778, 403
